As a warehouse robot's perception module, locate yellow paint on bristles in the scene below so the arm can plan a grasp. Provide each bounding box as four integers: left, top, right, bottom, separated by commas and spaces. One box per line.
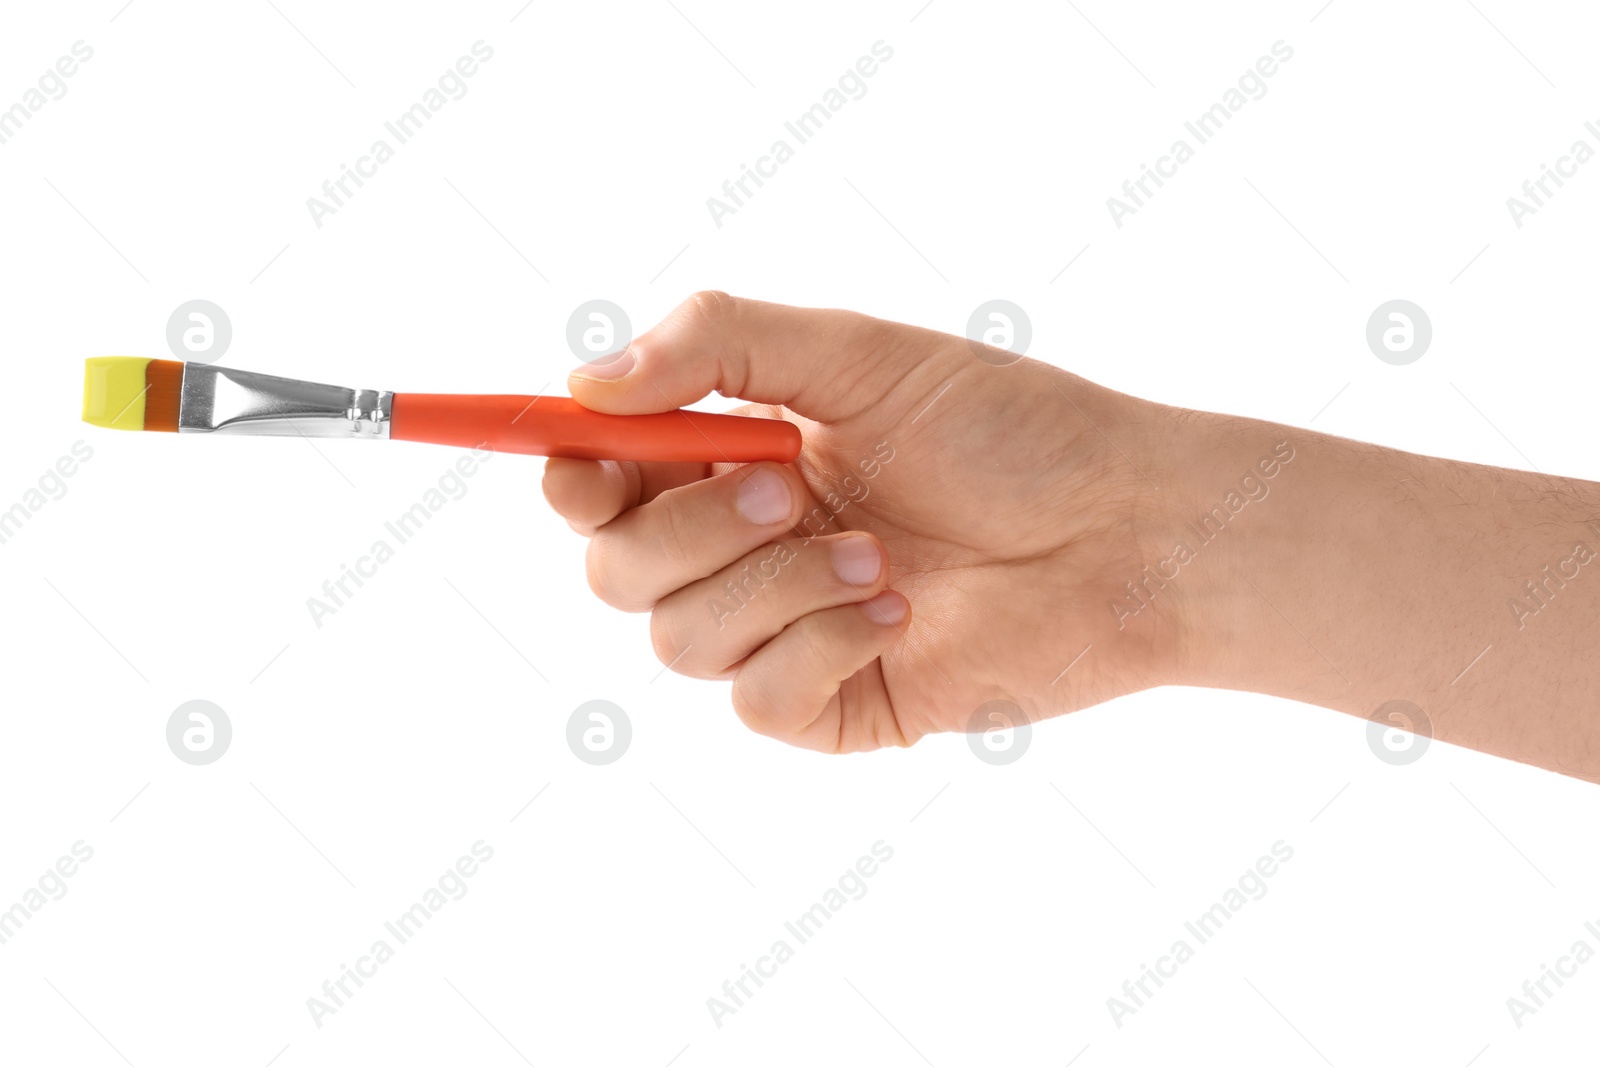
82, 357, 153, 431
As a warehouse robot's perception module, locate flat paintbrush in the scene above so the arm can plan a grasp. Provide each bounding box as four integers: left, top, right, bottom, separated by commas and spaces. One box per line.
81, 357, 800, 463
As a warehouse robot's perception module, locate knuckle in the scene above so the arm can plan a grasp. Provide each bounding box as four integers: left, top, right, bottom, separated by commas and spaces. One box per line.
650, 598, 740, 680
686, 289, 736, 327
788, 620, 831, 675
731, 673, 787, 738
648, 609, 689, 672
676, 290, 748, 397
540, 462, 576, 515
653, 496, 697, 570
583, 540, 614, 605
585, 535, 644, 612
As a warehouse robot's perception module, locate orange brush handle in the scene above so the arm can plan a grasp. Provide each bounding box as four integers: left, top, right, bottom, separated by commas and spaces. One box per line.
390, 394, 801, 463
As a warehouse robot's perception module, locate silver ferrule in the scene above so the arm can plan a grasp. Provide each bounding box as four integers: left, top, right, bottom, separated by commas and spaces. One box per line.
179, 363, 391, 438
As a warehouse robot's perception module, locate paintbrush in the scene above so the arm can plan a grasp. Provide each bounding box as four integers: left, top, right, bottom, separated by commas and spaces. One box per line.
80, 358, 800, 463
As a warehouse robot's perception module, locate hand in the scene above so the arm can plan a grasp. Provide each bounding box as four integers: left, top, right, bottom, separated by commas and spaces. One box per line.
543, 292, 1181, 752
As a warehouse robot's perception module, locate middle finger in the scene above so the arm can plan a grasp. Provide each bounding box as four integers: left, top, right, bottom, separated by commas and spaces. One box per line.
585, 461, 814, 611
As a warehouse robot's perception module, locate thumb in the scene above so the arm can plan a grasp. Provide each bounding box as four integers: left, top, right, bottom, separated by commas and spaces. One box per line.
568, 291, 946, 423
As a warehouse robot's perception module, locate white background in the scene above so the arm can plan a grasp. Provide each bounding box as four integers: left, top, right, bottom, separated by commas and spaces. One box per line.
3, 1, 1600, 1064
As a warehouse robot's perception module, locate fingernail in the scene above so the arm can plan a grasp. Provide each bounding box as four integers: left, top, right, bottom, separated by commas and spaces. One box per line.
571, 348, 635, 381
736, 467, 791, 525
859, 590, 907, 625
831, 536, 882, 586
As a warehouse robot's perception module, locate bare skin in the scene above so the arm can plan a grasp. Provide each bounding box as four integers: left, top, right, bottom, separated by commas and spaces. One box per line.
544, 292, 1600, 780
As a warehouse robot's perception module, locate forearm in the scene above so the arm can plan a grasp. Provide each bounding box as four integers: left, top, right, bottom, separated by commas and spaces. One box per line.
1136, 399, 1600, 779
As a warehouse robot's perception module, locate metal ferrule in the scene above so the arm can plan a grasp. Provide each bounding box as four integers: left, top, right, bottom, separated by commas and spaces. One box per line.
178, 363, 391, 438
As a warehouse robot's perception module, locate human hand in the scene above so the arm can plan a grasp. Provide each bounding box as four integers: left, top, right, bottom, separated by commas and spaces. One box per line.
543, 292, 1183, 752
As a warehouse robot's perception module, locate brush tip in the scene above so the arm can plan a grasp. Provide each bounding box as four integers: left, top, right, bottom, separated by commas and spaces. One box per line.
82, 357, 152, 430
82, 357, 183, 431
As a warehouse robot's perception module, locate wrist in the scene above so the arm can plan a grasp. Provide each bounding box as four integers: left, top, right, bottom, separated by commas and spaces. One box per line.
1124, 402, 1347, 700
1064, 375, 1600, 778
1142, 407, 1600, 742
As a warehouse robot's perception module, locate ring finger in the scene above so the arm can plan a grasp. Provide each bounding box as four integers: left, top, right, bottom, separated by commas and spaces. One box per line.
648, 531, 890, 678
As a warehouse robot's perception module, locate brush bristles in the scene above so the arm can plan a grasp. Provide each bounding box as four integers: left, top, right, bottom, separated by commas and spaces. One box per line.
82, 357, 186, 431
143, 360, 184, 432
